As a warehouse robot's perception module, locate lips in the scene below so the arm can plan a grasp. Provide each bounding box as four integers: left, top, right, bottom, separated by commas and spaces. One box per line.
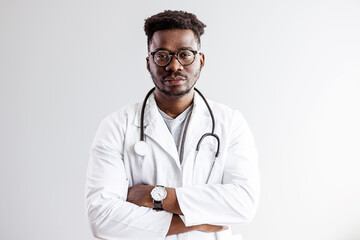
163, 72, 187, 81
164, 77, 186, 81
163, 78, 185, 85
162, 72, 187, 86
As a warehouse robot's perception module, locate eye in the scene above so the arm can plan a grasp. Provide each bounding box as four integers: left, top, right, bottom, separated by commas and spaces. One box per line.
179, 50, 193, 59
155, 51, 170, 59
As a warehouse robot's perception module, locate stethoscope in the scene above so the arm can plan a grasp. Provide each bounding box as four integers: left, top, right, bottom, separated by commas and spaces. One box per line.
133, 87, 220, 182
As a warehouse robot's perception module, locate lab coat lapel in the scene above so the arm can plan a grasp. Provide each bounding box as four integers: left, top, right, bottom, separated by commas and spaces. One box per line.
136, 94, 180, 169
181, 92, 212, 165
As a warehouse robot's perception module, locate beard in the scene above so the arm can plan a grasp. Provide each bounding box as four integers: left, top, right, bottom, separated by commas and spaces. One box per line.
150, 66, 202, 98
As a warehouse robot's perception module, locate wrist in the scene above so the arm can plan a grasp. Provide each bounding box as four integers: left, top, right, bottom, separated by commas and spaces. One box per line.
151, 185, 167, 210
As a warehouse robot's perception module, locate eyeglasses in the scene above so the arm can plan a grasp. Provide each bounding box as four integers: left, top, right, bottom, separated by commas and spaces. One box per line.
148, 49, 200, 67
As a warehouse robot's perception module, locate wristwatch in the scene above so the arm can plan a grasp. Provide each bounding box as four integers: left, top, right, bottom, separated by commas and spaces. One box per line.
150, 185, 167, 210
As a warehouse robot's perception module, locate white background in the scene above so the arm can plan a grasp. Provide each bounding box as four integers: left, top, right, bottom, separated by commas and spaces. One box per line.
1, 0, 360, 240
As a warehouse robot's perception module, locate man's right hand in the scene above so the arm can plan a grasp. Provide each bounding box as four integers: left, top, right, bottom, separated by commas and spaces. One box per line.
167, 214, 228, 236
199, 224, 229, 233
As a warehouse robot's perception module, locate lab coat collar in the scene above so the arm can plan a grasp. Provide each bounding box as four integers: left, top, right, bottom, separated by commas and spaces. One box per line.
133, 92, 180, 167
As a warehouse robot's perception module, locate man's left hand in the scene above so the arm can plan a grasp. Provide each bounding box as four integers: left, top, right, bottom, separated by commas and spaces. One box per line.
127, 184, 154, 208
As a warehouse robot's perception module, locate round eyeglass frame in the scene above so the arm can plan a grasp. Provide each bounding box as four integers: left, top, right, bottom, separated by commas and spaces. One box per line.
148, 50, 200, 67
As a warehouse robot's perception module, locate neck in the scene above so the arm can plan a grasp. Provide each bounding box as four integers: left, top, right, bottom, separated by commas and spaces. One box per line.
154, 89, 194, 118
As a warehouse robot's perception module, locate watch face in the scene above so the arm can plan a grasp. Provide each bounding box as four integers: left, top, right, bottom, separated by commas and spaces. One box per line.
151, 186, 167, 201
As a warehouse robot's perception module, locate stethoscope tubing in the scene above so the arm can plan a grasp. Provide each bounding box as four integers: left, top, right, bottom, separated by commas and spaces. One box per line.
140, 87, 156, 141
137, 87, 220, 182
194, 88, 215, 133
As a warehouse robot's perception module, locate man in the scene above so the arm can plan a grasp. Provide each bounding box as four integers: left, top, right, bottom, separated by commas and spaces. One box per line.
86, 10, 259, 240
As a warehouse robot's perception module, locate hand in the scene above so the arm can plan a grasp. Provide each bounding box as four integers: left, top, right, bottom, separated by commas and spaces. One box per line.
127, 184, 154, 208
167, 215, 228, 236
198, 224, 229, 233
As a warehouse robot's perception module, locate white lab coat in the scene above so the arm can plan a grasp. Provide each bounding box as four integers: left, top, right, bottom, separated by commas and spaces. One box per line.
85, 92, 260, 240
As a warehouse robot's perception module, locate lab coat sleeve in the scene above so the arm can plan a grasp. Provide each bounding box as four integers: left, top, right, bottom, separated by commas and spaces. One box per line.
85, 114, 172, 240
175, 111, 260, 226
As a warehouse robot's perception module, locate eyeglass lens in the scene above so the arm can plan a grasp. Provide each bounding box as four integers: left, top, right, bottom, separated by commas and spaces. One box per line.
154, 50, 195, 66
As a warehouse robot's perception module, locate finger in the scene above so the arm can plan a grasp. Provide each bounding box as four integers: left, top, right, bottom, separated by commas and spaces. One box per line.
221, 226, 229, 231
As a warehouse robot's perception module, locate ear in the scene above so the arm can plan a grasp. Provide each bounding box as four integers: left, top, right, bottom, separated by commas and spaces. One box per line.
200, 53, 205, 69
146, 56, 150, 72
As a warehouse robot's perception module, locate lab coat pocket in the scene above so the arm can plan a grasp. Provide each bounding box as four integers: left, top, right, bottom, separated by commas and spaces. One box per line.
193, 142, 222, 184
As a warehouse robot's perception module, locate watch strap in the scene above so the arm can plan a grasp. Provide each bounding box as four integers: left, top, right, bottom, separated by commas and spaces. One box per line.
153, 200, 163, 210
152, 185, 165, 210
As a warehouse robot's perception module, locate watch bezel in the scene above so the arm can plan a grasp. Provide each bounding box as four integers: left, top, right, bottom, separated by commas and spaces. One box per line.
151, 186, 167, 201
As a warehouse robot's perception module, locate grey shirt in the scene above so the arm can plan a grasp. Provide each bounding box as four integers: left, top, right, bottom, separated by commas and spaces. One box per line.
158, 104, 193, 163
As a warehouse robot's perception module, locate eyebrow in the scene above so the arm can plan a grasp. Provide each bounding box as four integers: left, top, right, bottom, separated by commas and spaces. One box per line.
153, 47, 197, 52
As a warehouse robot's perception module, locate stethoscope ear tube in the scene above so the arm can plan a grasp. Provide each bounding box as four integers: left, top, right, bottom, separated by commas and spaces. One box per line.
194, 88, 215, 134
140, 87, 156, 141
194, 88, 220, 157
134, 87, 155, 156
196, 133, 220, 157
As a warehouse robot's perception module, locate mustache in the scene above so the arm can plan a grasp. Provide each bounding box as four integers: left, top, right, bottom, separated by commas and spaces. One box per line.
162, 72, 187, 80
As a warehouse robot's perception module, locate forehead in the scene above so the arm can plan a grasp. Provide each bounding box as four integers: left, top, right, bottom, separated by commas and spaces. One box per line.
149, 29, 198, 51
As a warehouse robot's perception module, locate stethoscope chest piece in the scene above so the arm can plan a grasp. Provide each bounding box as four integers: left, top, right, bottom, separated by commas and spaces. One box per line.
134, 140, 150, 156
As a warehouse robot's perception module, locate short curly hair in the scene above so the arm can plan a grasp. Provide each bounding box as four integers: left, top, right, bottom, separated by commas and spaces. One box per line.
144, 10, 206, 48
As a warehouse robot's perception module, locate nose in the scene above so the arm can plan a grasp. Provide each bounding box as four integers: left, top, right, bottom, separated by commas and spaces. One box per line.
165, 55, 184, 72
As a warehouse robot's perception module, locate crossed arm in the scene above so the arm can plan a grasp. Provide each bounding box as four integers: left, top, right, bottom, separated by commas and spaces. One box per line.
87, 111, 259, 239
127, 184, 227, 236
